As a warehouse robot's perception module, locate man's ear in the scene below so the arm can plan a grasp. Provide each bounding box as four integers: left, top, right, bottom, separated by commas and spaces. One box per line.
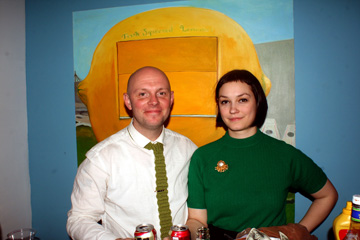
123, 93, 132, 110
170, 91, 174, 106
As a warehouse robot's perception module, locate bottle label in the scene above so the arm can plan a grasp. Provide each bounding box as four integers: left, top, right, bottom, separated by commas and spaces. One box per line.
339, 229, 349, 240
351, 206, 360, 222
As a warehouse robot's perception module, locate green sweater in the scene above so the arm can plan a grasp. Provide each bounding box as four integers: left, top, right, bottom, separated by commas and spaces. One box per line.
188, 129, 327, 232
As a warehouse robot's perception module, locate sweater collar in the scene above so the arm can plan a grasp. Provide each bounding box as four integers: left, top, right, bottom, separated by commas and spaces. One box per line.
222, 128, 264, 148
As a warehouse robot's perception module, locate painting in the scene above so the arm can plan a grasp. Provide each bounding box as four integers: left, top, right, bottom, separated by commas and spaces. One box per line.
73, 0, 295, 222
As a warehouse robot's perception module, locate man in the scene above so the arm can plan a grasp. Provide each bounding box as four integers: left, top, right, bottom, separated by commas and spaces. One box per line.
67, 66, 197, 240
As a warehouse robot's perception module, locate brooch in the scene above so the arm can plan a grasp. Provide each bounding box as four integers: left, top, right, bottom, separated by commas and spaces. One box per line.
215, 160, 228, 173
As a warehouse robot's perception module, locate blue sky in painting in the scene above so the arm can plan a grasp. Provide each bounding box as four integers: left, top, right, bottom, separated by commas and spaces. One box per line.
73, 0, 293, 79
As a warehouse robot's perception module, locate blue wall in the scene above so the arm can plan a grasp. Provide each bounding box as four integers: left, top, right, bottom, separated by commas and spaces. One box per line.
26, 0, 360, 239
294, 0, 360, 238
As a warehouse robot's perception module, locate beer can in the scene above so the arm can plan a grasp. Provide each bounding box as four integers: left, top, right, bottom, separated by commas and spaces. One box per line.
170, 224, 190, 240
134, 223, 157, 240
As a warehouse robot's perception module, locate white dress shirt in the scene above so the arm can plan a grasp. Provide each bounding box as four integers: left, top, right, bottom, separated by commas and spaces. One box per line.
67, 123, 197, 240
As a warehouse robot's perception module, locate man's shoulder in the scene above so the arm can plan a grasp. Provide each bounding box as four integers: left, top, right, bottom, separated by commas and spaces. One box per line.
164, 128, 197, 147
89, 127, 129, 152
165, 128, 191, 140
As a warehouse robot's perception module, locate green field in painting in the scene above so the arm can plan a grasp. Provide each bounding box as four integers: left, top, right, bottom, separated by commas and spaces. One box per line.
286, 192, 295, 223
76, 125, 97, 166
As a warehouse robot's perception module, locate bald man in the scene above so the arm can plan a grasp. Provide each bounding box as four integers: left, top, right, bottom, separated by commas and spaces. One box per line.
67, 67, 197, 240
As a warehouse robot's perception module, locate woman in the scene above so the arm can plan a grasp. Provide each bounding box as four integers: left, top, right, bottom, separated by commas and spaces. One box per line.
186, 70, 338, 239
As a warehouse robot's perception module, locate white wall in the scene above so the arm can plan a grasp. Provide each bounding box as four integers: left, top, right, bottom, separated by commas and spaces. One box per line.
0, 0, 31, 239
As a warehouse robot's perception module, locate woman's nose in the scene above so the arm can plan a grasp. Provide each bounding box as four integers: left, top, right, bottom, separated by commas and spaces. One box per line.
229, 103, 239, 114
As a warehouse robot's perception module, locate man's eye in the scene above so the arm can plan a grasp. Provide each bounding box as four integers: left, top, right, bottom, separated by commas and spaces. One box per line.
158, 91, 167, 96
139, 92, 147, 97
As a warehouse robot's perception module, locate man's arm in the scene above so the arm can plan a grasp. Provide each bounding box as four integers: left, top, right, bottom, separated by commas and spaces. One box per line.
186, 208, 208, 240
298, 179, 338, 232
66, 159, 119, 240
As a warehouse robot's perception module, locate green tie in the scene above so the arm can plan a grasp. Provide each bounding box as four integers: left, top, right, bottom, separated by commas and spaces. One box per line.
145, 142, 172, 239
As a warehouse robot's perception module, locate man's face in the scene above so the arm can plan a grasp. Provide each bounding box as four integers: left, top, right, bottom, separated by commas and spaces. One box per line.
123, 68, 174, 135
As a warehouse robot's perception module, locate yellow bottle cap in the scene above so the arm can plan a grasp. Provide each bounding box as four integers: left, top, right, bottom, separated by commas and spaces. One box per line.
343, 201, 352, 214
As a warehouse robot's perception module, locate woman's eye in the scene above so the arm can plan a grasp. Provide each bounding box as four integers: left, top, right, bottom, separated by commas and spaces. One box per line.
239, 98, 248, 103
220, 100, 229, 105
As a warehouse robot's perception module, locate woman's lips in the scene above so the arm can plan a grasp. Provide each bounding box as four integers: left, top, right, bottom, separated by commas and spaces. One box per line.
229, 117, 243, 121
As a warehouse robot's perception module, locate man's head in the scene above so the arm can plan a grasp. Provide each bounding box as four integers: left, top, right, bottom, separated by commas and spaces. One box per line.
123, 66, 174, 139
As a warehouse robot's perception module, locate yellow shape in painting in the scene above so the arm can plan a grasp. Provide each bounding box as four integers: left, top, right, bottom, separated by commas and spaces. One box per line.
78, 7, 271, 146
117, 37, 218, 118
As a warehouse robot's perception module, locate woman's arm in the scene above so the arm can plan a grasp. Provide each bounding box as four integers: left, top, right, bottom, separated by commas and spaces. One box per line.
298, 179, 338, 232
186, 208, 208, 240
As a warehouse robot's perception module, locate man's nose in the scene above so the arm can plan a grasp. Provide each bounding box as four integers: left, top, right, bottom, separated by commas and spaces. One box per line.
148, 94, 159, 105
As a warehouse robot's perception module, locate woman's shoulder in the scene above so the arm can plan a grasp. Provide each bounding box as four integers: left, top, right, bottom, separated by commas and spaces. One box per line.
260, 131, 294, 147
258, 131, 304, 158
193, 136, 225, 155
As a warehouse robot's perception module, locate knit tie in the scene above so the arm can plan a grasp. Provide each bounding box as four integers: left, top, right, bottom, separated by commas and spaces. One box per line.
145, 142, 172, 239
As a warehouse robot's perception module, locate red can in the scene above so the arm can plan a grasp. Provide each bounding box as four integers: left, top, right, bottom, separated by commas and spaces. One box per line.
171, 224, 190, 240
134, 223, 157, 240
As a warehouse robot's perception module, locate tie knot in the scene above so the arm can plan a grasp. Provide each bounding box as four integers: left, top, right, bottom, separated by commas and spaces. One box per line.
145, 142, 163, 153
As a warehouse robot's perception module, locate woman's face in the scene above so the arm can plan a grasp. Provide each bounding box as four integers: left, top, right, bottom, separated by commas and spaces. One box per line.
218, 81, 257, 139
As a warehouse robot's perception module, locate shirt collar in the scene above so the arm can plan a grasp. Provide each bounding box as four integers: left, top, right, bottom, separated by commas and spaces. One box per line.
128, 120, 165, 148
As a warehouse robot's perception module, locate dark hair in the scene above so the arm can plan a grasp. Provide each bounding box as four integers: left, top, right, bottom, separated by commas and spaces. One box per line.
215, 69, 268, 129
